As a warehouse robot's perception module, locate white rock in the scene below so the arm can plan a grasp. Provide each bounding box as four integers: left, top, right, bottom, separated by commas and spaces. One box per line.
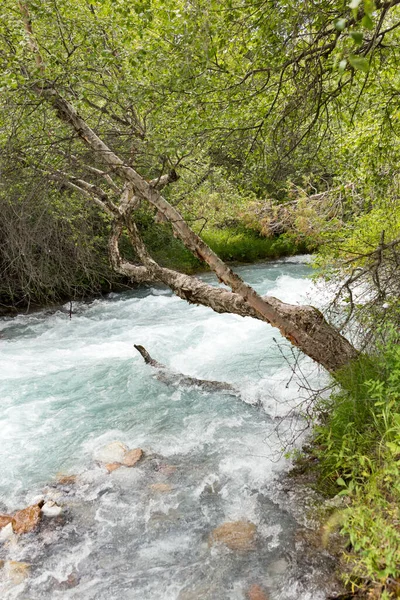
27, 494, 45, 506
0, 523, 14, 542
93, 441, 128, 464
42, 501, 62, 518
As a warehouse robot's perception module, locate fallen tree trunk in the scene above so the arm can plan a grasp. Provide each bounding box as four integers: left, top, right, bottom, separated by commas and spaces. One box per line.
37, 87, 357, 371
37, 86, 358, 372
19, 2, 359, 375
134, 344, 239, 394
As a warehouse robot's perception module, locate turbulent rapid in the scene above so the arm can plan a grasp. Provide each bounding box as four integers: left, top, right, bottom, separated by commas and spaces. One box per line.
0, 258, 338, 600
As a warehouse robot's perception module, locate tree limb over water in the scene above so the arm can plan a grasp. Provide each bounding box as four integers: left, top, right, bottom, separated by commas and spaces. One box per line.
13, 1, 362, 374
134, 344, 239, 394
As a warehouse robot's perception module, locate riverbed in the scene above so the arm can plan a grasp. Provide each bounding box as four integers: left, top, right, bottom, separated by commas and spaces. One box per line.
0, 257, 338, 599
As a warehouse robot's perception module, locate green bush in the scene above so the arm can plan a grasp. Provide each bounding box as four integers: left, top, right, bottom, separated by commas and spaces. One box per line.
135, 211, 312, 272
313, 337, 400, 595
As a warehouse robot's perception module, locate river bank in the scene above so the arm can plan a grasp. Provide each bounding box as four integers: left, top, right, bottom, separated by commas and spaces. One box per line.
0, 227, 316, 318
297, 342, 400, 600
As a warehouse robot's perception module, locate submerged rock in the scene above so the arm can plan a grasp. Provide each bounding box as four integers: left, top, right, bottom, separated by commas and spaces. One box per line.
247, 584, 269, 600
209, 521, 257, 551
267, 557, 289, 576
57, 474, 77, 486
56, 571, 80, 590
149, 483, 173, 494
158, 464, 177, 476
4, 561, 30, 585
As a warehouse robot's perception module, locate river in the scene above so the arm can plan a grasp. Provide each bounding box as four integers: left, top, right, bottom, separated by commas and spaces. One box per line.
0, 257, 337, 599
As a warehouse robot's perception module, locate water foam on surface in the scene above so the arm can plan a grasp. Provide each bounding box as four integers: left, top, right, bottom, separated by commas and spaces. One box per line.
0, 260, 336, 599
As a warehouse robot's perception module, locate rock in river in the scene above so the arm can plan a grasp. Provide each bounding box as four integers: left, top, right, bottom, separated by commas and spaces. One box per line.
105, 462, 122, 473
94, 442, 143, 471
94, 441, 129, 464
0, 515, 14, 529
247, 584, 269, 600
122, 448, 143, 467
42, 501, 62, 518
12, 502, 43, 534
0, 502, 43, 535
4, 561, 30, 585
209, 521, 257, 551
0, 523, 14, 542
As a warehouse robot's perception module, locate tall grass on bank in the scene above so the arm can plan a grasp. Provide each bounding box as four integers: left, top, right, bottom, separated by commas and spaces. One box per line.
313, 337, 400, 598
139, 222, 314, 273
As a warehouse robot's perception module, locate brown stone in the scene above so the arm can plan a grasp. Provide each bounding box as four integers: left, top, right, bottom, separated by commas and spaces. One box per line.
57, 571, 80, 590
0, 515, 14, 529
57, 474, 77, 485
247, 584, 269, 600
209, 521, 257, 551
159, 464, 177, 476
105, 462, 122, 473
12, 503, 42, 534
5, 561, 30, 584
150, 483, 173, 493
122, 448, 143, 467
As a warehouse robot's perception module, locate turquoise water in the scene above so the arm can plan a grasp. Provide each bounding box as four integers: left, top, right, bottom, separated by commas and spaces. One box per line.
0, 258, 333, 599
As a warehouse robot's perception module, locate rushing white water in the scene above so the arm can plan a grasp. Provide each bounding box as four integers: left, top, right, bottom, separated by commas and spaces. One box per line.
0, 258, 336, 600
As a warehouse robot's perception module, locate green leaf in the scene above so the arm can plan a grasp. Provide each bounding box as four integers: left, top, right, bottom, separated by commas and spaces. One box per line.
350, 31, 363, 45
348, 0, 362, 9
361, 14, 374, 30
364, 0, 376, 16
349, 55, 370, 72
338, 59, 347, 73
387, 441, 400, 455
335, 18, 347, 31
336, 477, 347, 486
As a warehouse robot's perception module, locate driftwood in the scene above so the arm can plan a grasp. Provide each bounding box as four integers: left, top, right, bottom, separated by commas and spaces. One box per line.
133, 346, 304, 420
134, 344, 239, 395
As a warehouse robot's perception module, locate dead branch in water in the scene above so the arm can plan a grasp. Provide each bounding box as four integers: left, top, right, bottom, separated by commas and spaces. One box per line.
134, 344, 239, 395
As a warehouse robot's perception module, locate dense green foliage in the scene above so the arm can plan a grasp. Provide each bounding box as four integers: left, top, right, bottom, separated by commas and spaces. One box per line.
1, 2, 400, 593
310, 332, 400, 595
1, 0, 400, 312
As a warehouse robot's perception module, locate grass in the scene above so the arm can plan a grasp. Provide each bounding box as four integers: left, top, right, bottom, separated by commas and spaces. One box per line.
202, 228, 309, 262
310, 338, 400, 598
138, 221, 315, 273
